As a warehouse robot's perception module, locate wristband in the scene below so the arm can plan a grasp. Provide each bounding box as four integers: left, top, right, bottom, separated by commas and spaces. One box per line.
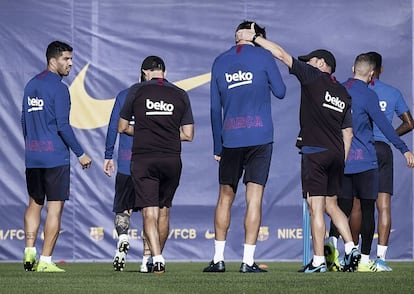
252, 34, 259, 43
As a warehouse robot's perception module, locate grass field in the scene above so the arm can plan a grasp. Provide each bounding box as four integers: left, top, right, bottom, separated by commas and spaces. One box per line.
1, 261, 413, 293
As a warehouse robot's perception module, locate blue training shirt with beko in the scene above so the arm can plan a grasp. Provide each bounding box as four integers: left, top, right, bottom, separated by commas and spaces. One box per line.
21, 70, 84, 168
104, 88, 133, 176
210, 44, 286, 156
369, 78, 410, 144
343, 78, 409, 174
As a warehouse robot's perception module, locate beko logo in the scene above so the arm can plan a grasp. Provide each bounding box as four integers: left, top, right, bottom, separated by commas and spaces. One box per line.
27, 96, 44, 112
322, 91, 346, 113
146, 99, 174, 115
225, 71, 253, 89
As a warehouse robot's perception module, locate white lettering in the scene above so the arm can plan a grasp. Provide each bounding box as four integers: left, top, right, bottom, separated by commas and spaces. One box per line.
27, 96, 44, 107
379, 100, 387, 112
146, 99, 174, 115
322, 91, 345, 112
225, 70, 253, 89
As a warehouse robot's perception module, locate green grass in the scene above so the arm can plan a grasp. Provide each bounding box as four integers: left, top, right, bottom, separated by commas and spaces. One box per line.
1, 262, 413, 293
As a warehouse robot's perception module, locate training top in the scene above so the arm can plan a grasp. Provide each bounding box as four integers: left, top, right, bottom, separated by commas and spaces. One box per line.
289, 59, 352, 154
21, 70, 84, 168
210, 44, 286, 156
104, 88, 133, 175
120, 78, 194, 155
369, 78, 410, 144
343, 78, 409, 174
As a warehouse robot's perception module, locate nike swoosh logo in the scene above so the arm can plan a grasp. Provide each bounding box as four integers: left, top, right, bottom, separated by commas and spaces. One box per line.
204, 230, 215, 239
69, 63, 211, 130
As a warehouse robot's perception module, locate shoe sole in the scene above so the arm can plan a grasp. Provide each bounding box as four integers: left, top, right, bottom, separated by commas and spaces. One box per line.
343, 254, 361, 272
24, 261, 35, 271
113, 242, 129, 271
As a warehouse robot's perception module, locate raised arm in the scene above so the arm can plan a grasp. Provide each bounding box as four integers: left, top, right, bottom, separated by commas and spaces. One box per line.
236, 23, 293, 68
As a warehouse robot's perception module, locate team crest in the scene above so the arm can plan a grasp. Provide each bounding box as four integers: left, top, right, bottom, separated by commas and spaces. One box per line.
257, 226, 269, 241
90, 227, 104, 241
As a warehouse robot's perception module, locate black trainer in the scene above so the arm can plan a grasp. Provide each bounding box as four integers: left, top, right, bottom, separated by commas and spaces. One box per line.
153, 262, 165, 274
343, 248, 361, 272
239, 262, 267, 273
297, 260, 327, 273
203, 260, 225, 272
146, 261, 154, 273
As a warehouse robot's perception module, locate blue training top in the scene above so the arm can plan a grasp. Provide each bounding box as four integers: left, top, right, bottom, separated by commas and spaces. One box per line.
21, 70, 84, 168
210, 44, 286, 156
343, 78, 409, 174
104, 88, 133, 175
369, 78, 410, 144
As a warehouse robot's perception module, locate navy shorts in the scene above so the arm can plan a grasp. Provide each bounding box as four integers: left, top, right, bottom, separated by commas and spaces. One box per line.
113, 172, 136, 213
301, 149, 344, 197
25, 165, 70, 205
340, 169, 379, 200
375, 141, 393, 195
131, 154, 182, 209
219, 143, 272, 194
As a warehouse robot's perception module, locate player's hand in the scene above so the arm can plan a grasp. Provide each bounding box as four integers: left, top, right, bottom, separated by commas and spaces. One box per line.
236, 22, 255, 42
79, 154, 92, 169
214, 155, 221, 162
403, 151, 414, 168
103, 159, 115, 177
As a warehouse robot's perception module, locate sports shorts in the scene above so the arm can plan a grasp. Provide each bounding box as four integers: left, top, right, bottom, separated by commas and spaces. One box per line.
375, 141, 393, 195
113, 172, 136, 213
301, 149, 343, 197
340, 168, 379, 200
131, 154, 182, 209
25, 165, 70, 205
219, 143, 272, 194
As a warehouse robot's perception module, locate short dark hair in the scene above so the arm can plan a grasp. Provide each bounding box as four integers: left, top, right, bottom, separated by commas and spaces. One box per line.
354, 53, 375, 67
46, 41, 73, 63
236, 20, 266, 39
366, 51, 382, 73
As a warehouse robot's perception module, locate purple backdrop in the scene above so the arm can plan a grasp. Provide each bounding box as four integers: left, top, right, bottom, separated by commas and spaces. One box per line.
0, 0, 412, 262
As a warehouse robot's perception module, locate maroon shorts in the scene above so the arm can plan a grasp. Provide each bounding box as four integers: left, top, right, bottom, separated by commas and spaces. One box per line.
131, 154, 182, 209
301, 150, 344, 197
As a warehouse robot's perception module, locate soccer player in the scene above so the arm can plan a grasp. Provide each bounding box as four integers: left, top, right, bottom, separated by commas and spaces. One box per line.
104, 69, 152, 272
237, 23, 361, 273
21, 41, 92, 272
327, 53, 414, 272
342, 52, 414, 271
204, 20, 286, 273
118, 56, 194, 274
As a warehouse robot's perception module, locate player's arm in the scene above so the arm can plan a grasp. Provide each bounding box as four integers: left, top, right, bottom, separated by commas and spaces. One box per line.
236, 23, 293, 68
118, 117, 134, 136
342, 127, 353, 162
180, 124, 194, 142
396, 111, 414, 136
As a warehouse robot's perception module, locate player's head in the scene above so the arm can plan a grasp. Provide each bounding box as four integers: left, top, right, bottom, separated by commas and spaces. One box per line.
140, 55, 166, 82
46, 41, 72, 64
235, 20, 266, 45
46, 41, 73, 76
298, 49, 336, 74
353, 53, 375, 83
366, 51, 382, 78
